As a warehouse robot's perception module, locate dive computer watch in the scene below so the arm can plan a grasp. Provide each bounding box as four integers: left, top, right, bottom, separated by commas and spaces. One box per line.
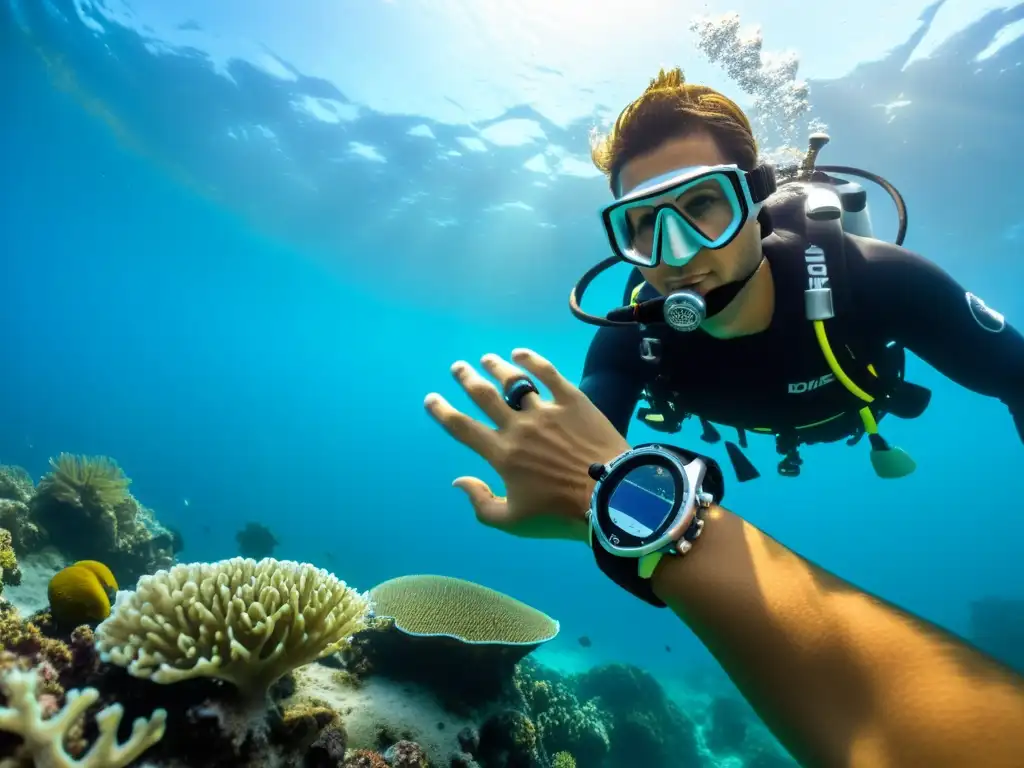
587, 443, 725, 606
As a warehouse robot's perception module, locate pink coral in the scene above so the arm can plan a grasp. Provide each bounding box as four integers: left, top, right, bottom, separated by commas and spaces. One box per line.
384, 740, 428, 768
344, 749, 387, 768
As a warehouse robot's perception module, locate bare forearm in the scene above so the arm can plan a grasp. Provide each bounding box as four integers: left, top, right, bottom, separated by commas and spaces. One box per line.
652, 505, 1024, 768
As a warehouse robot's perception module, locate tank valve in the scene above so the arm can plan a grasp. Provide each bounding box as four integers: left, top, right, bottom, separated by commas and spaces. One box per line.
799, 132, 831, 180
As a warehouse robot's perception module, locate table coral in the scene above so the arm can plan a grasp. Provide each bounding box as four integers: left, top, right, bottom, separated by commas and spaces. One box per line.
369, 575, 559, 647
360, 575, 559, 707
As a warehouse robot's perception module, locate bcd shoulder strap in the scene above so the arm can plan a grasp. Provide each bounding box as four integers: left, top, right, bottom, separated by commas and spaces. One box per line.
802, 217, 882, 395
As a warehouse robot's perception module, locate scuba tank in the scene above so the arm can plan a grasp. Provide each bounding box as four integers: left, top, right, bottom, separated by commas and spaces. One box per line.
800, 132, 908, 244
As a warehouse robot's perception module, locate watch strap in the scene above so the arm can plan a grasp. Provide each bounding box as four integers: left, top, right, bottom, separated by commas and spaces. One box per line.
592, 532, 667, 607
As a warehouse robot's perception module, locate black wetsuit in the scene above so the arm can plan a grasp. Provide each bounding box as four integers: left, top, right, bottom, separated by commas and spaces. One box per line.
581, 230, 1024, 469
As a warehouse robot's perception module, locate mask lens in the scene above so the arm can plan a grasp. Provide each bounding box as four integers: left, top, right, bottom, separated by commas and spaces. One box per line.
607, 461, 677, 538
673, 176, 738, 241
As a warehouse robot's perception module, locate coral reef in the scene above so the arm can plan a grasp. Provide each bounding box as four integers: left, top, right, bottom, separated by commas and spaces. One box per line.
0, 456, 176, 586
509, 660, 713, 767
47, 561, 118, 628
0, 467, 33, 505
0, 452, 794, 768
0, 666, 166, 767
306, 721, 347, 767
31, 454, 175, 584
475, 709, 542, 767
95, 557, 370, 706
0, 529, 21, 590
0, 466, 41, 555
344, 750, 387, 767
383, 739, 428, 767
359, 575, 558, 709
0, 604, 98, 692
516, 667, 609, 766
574, 663, 701, 766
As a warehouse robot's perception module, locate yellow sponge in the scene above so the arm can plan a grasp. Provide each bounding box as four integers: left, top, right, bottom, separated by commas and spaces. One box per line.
48, 561, 118, 627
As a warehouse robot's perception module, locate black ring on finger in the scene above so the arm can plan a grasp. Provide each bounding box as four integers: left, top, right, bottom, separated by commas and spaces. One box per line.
503, 376, 539, 411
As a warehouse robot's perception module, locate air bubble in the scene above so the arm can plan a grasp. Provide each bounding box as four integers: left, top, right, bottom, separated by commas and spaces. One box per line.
689, 13, 826, 169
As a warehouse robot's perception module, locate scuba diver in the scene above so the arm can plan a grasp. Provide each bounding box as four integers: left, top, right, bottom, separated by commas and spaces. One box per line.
571, 68, 1024, 481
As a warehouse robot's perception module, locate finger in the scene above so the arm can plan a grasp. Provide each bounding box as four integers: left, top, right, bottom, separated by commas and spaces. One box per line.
511, 348, 576, 403
452, 476, 508, 526
480, 354, 541, 410
424, 393, 500, 460
450, 360, 511, 427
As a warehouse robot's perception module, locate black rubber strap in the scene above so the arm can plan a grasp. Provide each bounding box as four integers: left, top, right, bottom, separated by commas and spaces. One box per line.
747, 164, 777, 203
592, 534, 667, 606
591, 445, 725, 607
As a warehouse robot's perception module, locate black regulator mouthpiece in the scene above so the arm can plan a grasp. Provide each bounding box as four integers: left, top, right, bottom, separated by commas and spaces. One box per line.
606, 290, 708, 333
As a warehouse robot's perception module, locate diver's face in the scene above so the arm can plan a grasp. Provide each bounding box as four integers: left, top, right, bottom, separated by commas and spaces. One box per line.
618, 132, 763, 298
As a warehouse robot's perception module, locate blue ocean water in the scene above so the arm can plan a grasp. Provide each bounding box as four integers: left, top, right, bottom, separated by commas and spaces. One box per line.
2, 0, 1023, 756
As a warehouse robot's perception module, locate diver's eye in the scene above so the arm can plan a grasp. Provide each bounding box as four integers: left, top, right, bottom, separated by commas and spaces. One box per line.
681, 193, 718, 219
634, 210, 655, 232
626, 209, 656, 241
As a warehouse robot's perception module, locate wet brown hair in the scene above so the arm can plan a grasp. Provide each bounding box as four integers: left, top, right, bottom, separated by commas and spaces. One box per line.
591, 67, 758, 194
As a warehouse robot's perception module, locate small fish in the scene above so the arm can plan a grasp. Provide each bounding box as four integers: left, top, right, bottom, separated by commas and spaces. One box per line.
665, 645, 672, 653
578, 635, 592, 648
183, 498, 190, 507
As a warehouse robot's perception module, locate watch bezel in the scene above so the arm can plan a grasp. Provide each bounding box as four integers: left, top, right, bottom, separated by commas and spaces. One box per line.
590, 445, 704, 558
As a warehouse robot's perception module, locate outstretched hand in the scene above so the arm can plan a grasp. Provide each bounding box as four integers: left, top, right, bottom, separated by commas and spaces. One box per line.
424, 348, 630, 541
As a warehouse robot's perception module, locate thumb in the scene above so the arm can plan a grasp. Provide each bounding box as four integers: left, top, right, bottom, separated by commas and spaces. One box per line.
452, 476, 507, 524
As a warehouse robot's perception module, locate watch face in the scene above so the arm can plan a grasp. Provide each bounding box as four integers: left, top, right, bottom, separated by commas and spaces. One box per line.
607, 462, 677, 539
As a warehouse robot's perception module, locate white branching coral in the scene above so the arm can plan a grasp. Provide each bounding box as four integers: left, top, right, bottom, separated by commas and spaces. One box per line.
95, 557, 371, 703
0, 666, 166, 768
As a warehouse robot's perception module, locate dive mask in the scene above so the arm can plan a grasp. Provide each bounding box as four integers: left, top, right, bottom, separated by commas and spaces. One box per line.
601, 163, 776, 268
569, 163, 776, 333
